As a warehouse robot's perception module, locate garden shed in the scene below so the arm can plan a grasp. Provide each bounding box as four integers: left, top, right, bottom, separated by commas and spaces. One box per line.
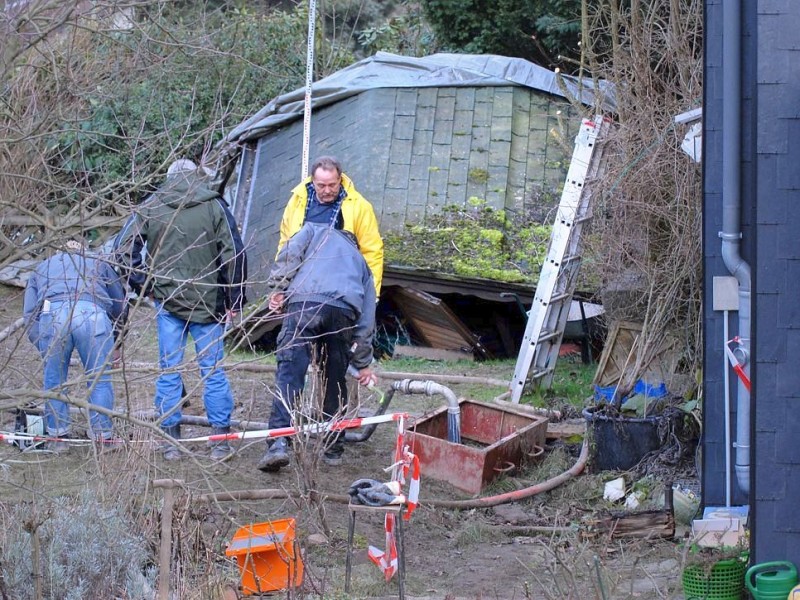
221, 52, 613, 298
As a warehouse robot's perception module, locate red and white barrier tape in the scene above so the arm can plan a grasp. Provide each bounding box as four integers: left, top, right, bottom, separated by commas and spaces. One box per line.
367, 414, 421, 581
725, 337, 751, 392
368, 512, 399, 581
1, 412, 409, 446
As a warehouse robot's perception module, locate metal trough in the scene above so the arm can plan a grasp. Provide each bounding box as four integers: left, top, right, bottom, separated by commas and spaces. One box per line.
406, 400, 548, 495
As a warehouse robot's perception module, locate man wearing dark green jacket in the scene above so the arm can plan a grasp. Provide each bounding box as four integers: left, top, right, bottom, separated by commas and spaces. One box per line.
116, 159, 247, 460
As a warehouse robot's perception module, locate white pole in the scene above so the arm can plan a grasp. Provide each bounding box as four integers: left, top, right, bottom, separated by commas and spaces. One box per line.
301, 0, 317, 180
723, 310, 731, 507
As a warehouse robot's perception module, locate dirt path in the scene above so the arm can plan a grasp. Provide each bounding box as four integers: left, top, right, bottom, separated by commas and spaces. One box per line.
0, 284, 691, 599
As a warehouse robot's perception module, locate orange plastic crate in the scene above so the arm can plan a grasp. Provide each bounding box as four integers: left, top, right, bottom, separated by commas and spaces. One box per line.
225, 518, 304, 595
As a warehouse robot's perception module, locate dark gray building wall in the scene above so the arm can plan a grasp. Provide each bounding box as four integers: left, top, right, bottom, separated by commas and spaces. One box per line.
702, 0, 727, 510
704, 0, 800, 563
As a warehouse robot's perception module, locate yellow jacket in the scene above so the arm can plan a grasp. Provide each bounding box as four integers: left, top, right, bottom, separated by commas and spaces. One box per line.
278, 173, 384, 295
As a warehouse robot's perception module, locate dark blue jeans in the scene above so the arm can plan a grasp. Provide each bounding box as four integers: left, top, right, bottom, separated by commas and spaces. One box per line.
269, 302, 356, 451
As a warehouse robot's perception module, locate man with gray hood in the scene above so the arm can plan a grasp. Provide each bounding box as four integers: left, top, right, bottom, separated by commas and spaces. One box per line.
116, 159, 247, 460
258, 222, 377, 472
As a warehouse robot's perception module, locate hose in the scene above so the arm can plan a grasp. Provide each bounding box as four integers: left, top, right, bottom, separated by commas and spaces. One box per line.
392, 379, 461, 444
198, 438, 589, 509
344, 388, 395, 443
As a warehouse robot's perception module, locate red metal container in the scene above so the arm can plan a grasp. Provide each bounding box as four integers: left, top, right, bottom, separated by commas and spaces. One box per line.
405, 400, 548, 495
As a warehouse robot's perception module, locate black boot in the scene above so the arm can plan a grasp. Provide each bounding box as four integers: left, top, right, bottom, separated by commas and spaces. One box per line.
209, 426, 233, 460
257, 438, 290, 472
323, 437, 345, 466
161, 424, 181, 461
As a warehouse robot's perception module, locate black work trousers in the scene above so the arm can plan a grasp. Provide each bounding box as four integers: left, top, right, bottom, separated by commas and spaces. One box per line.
269, 301, 356, 452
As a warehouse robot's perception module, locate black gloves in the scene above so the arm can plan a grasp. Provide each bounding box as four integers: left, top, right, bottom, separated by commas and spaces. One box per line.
348, 479, 405, 507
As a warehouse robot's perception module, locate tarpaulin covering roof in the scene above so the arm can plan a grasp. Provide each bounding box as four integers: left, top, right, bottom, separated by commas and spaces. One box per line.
224, 52, 616, 145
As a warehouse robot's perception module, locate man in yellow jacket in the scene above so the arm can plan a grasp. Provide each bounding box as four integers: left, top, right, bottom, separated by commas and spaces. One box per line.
278, 155, 383, 296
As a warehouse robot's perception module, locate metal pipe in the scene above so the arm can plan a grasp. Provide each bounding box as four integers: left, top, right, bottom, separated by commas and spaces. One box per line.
721, 0, 751, 496
122, 361, 509, 388
392, 379, 461, 444
723, 310, 732, 507
153, 479, 183, 600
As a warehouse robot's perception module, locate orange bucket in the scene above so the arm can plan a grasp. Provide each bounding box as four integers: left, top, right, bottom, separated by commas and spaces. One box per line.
225, 518, 304, 595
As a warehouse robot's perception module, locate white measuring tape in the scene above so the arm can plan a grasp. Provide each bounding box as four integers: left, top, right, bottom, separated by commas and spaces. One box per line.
300, 0, 317, 179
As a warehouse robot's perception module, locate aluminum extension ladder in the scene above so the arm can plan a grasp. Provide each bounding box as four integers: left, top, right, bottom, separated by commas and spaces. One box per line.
509, 115, 612, 403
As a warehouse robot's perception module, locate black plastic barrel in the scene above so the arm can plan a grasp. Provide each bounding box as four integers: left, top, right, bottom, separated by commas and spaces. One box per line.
582, 405, 665, 471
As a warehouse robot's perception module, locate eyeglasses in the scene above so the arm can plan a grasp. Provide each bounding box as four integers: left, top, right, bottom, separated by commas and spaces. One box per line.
312, 180, 341, 191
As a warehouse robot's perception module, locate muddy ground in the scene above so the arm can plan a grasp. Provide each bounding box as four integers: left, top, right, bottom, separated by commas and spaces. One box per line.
0, 284, 698, 599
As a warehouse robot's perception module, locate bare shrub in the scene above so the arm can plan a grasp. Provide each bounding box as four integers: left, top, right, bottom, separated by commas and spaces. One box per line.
579, 0, 703, 399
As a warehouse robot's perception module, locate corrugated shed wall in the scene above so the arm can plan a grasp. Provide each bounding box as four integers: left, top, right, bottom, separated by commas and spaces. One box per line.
239, 85, 575, 293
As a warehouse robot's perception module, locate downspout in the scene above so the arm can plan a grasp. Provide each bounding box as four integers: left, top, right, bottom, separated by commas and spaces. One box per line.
721, 0, 752, 496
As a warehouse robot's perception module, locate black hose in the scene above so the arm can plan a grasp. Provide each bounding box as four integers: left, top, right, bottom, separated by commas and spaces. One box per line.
344, 388, 395, 443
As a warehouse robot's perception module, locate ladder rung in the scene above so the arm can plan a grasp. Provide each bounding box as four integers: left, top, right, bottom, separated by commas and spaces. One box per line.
537, 330, 560, 343
545, 256, 580, 271
529, 367, 555, 381
548, 292, 571, 304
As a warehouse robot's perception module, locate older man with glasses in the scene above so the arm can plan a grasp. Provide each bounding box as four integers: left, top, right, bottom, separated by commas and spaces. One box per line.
277, 155, 383, 297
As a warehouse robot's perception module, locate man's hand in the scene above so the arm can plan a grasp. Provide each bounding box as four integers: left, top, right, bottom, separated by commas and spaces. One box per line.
111, 348, 122, 368
268, 292, 286, 312
356, 366, 377, 388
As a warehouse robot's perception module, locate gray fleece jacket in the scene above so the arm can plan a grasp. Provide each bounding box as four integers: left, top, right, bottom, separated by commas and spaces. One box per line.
23, 250, 126, 343
268, 223, 376, 367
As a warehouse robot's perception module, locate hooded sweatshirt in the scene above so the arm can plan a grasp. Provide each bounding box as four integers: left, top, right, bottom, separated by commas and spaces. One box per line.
116, 171, 247, 323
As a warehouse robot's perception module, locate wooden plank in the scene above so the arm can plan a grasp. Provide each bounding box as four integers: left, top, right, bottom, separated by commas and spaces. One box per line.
391, 287, 490, 358
592, 321, 643, 387
586, 510, 675, 540
545, 420, 586, 440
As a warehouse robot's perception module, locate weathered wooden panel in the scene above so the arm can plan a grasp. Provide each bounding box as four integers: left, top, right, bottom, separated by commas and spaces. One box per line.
391, 287, 488, 356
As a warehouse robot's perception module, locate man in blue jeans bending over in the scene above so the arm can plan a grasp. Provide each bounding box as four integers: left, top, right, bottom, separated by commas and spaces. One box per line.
258, 223, 377, 472
116, 159, 247, 460
23, 239, 127, 453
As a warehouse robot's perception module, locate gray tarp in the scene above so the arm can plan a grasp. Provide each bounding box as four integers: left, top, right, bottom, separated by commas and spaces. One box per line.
224, 52, 616, 145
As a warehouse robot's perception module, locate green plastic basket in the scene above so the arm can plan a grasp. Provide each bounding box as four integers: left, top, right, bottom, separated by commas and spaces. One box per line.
682, 556, 747, 600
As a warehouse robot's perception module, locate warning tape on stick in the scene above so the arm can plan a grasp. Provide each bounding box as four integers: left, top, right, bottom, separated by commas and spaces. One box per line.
1, 412, 409, 446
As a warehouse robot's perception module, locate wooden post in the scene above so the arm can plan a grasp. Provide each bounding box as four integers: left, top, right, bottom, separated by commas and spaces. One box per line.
153, 479, 183, 600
